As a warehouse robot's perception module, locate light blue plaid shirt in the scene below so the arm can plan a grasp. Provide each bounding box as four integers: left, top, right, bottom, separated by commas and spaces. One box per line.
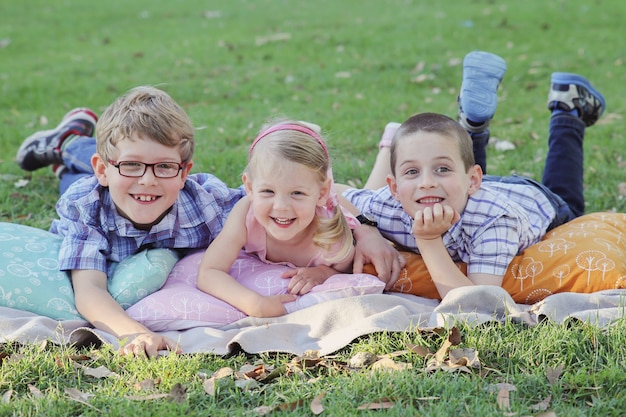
343, 181, 556, 277
50, 173, 245, 275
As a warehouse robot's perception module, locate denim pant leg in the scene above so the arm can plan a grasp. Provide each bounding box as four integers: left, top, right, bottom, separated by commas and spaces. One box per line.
470, 129, 490, 174
59, 136, 97, 195
541, 114, 586, 217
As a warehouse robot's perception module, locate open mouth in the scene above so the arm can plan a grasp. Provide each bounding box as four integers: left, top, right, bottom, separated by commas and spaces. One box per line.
133, 194, 159, 202
417, 197, 444, 204
273, 217, 295, 225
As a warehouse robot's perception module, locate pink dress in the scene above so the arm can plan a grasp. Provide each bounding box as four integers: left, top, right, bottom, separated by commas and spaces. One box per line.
243, 207, 354, 268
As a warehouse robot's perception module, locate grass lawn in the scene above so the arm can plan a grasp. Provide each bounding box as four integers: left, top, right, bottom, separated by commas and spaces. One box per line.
1, 0, 625, 415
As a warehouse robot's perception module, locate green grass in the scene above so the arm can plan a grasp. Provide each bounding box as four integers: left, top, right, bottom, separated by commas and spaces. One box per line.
1, 0, 626, 415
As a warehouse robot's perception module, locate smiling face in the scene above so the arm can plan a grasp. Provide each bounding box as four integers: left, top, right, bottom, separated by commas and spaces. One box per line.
92, 134, 192, 229
243, 158, 330, 245
387, 131, 482, 217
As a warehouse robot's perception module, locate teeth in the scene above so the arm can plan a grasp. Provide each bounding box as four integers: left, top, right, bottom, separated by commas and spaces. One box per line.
274, 217, 293, 225
419, 197, 443, 204
135, 195, 157, 202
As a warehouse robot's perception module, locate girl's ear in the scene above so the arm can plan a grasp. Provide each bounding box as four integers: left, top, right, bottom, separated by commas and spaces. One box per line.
91, 153, 109, 186
316, 178, 332, 207
386, 175, 400, 200
467, 164, 483, 195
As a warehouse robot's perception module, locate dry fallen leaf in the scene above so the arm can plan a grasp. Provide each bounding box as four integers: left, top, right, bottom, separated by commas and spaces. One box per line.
531, 395, 552, 411
167, 383, 187, 403
2, 390, 13, 403
546, 364, 563, 385
310, 392, 325, 415
27, 384, 43, 399
371, 357, 412, 372
357, 399, 395, 410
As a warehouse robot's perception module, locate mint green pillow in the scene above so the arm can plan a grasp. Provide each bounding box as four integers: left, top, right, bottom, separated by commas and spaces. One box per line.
0, 222, 180, 320
108, 247, 180, 309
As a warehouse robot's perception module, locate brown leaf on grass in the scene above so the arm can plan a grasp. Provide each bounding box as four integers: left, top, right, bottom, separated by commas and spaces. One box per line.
449, 348, 480, 368
310, 392, 325, 415
166, 383, 187, 403
617, 183, 626, 197
448, 327, 461, 345
203, 378, 217, 396
211, 367, 234, 379
27, 384, 43, 399
496, 388, 511, 411
1, 390, 12, 403
65, 387, 101, 411
357, 399, 395, 410
371, 357, 412, 372
275, 398, 306, 412
348, 351, 378, 368
133, 378, 161, 391
406, 343, 431, 357
73, 362, 119, 379
531, 395, 552, 411
546, 364, 563, 385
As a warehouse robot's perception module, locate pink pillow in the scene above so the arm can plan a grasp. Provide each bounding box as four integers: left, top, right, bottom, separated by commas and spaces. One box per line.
126, 250, 384, 331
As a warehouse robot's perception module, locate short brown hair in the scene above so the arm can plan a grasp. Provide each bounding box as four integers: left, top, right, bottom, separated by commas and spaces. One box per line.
96, 86, 194, 163
390, 112, 475, 175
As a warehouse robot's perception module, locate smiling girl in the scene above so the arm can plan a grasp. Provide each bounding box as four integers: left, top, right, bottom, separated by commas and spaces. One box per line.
197, 120, 356, 317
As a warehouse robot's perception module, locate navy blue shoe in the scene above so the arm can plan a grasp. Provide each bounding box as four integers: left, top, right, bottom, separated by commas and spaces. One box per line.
458, 51, 507, 133
548, 73, 605, 127
16, 108, 97, 171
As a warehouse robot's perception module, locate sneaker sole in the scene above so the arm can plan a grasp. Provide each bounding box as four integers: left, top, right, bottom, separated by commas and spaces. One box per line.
460, 51, 507, 123
550, 72, 606, 111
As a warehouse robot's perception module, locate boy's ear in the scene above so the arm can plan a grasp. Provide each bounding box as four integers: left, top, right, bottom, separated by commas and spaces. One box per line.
467, 164, 483, 195
386, 175, 400, 200
178, 160, 194, 189
91, 153, 109, 186
242, 172, 253, 196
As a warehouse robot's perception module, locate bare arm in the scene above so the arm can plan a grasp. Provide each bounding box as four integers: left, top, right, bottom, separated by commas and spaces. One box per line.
413, 203, 503, 298
197, 198, 296, 317
72, 269, 181, 358
334, 184, 404, 289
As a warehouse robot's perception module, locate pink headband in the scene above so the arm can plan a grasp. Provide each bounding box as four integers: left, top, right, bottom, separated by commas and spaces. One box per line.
249, 123, 329, 159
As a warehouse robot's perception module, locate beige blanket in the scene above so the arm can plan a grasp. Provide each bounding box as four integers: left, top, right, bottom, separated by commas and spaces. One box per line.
1, 286, 625, 356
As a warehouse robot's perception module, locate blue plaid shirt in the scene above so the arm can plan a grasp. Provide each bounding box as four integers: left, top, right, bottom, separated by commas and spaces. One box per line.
50, 173, 245, 275
343, 181, 556, 277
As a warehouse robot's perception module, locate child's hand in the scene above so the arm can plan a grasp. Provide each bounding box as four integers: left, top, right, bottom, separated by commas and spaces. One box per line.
412, 203, 460, 241
282, 265, 335, 295
250, 294, 297, 317
119, 332, 182, 358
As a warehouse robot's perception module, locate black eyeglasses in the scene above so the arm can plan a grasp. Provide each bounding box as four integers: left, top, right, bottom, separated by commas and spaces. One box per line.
108, 160, 185, 178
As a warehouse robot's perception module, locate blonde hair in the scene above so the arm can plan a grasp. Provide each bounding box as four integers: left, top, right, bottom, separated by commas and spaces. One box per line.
96, 86, 195, 163
390, 112, 475, 176
246, 118, 354, 264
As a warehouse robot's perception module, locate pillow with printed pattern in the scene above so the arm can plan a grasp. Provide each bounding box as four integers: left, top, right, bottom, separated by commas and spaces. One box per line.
0, 222, 179, 320
126, 250, 385, 331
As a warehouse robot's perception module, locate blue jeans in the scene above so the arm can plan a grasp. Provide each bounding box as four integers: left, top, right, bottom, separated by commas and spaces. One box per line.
59, 136, 96, 195
476, 114, 585, 228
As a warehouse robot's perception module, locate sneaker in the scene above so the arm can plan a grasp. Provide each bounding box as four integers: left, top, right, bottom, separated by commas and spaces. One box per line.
547, 73, 605, 127
458, 51, 507, 133
16, 108, 98, 171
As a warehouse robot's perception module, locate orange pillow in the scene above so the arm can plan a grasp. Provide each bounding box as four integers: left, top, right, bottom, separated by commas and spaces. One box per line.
364, 212, 626, 304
